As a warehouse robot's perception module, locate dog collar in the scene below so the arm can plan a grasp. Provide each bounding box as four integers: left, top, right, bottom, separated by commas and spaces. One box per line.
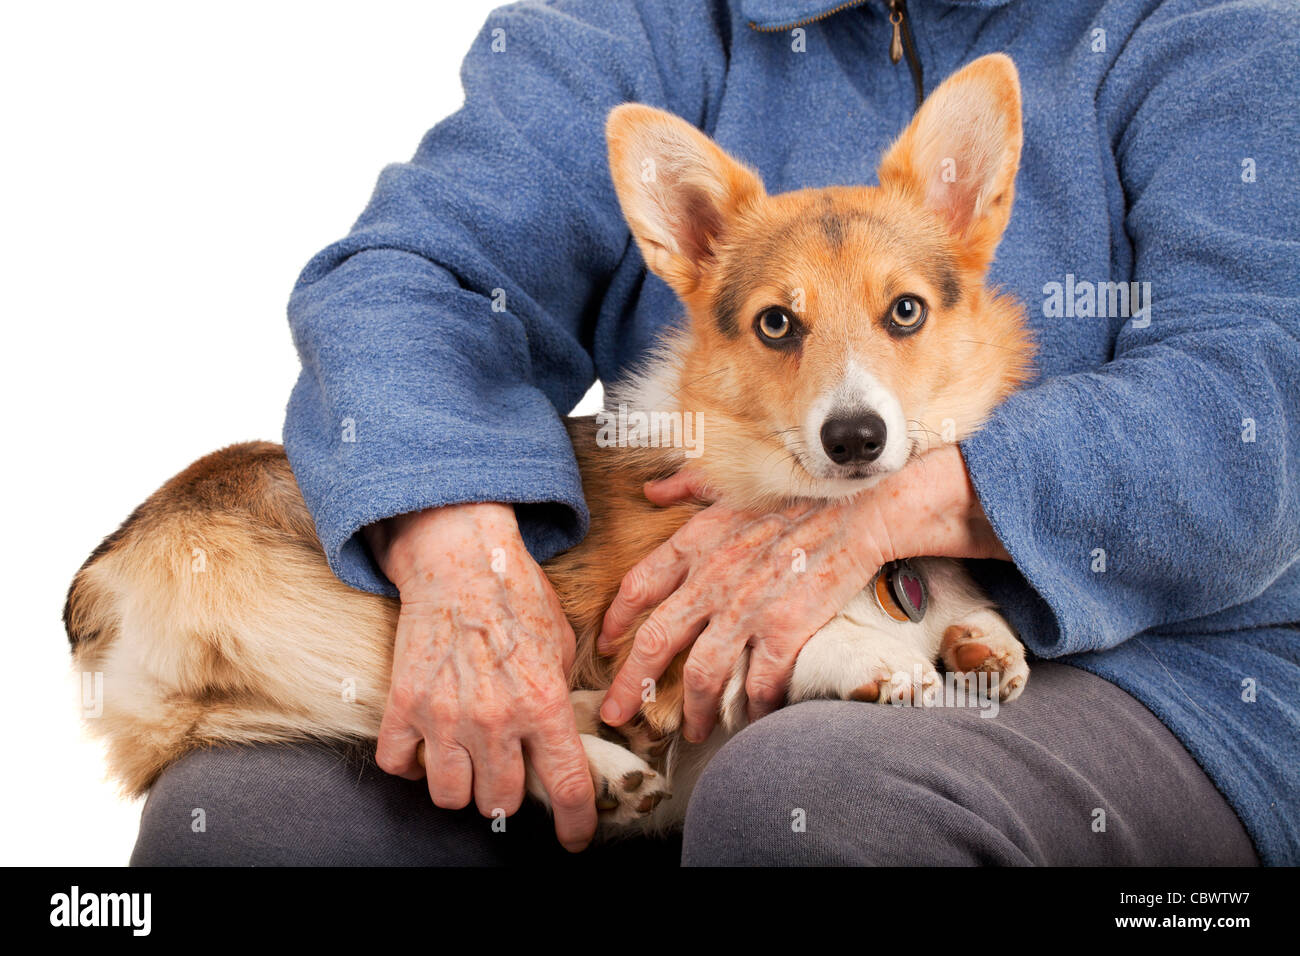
872, 559, 928, 623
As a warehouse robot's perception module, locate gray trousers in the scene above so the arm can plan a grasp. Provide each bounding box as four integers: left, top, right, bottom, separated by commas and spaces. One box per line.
130, 664, 1257, 866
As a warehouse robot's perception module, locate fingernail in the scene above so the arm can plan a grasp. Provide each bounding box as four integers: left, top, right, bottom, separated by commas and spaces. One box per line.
600, 701, 622, 724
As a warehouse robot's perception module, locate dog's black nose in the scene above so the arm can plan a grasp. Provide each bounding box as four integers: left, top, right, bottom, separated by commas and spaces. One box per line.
820, 413, 887, 465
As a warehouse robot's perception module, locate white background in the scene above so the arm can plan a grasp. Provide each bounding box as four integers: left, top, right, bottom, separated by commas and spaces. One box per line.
0, 0, 602, 865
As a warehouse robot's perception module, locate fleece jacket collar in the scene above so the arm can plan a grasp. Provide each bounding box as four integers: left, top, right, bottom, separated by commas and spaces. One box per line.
741, 0, 1016, 32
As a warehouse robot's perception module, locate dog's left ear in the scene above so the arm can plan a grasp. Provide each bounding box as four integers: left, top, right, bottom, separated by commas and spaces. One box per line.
878, 53, 1022, 271
606, 104, 765, 297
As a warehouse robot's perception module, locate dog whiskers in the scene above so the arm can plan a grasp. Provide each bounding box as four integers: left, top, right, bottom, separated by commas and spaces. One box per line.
665, 365, 730, 404
956, 337, 1018, 354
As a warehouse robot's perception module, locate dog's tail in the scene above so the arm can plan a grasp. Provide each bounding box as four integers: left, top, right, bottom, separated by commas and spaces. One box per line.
63, 442, 398, 795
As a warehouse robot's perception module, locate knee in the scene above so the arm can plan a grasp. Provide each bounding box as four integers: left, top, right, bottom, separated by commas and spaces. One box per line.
131, 746, 262, 865
131, 743, 384, 865
681, 701, 1021, 865
131, 742, 560, 866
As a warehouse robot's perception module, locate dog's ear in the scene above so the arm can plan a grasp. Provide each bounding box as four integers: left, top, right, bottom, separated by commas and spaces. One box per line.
606, 104, 765, 297
878, 53, 1022, 271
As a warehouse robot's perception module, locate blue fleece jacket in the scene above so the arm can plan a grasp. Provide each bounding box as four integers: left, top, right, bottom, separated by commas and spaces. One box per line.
283, 0, 1300, 863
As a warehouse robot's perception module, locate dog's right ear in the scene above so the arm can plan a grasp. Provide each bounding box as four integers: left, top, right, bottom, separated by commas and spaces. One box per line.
606, 104, 765, 298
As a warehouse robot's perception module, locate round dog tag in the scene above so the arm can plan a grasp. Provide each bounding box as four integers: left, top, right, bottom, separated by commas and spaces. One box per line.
872, 559, 927, 623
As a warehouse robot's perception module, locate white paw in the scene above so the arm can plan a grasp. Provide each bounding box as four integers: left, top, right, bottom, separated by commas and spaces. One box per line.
841, 644, 943, 706
791, 612, 943, 707
939, 609, 1029, 702
582, 734, 670, 826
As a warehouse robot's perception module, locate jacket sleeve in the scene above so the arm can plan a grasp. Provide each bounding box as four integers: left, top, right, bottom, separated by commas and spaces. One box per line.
959, 3, 1300, 655
284, 0, 729, 594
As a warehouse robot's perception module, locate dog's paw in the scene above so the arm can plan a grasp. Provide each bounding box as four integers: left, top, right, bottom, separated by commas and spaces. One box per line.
842, 650, 943, 706
940, 610, 1029, 702
790, 617, 943, 707
582, 734, 670, 826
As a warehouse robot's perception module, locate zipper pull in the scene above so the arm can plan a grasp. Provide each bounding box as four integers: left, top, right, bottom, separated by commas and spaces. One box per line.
888, 1, 903, 64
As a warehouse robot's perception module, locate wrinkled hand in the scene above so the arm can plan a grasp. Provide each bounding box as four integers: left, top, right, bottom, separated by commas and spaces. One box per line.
597, 444, 1007, 741
365, 503, 597, 852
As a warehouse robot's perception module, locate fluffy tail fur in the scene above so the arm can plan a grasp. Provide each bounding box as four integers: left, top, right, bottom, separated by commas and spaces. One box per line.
64, 442, 398, 794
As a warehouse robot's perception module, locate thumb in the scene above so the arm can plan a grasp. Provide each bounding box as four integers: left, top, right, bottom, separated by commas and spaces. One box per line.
644, 470, 713, 507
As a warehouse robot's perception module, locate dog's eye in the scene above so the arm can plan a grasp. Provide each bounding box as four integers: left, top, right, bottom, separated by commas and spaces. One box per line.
888, 295, 927, 335
756, 307, 795, 342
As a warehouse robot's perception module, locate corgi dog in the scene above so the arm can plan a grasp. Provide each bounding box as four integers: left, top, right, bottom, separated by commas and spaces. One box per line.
64, 54, 1033, 834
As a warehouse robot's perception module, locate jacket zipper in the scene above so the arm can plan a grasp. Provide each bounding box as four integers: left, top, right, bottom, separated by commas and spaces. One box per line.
887, 0, 925, 111
747, 0, 924, 113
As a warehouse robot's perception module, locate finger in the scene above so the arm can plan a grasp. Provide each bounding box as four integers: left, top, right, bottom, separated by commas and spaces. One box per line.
375, 713, 426, 781
525, 721, 597, 853
470, 736, 527, 818
680, 619, 747, 743
424, 736, 474, 810
643, 470, 712, 507
598, 540, 690, 652
600, 593, 707, 726
743, 635, 799, 724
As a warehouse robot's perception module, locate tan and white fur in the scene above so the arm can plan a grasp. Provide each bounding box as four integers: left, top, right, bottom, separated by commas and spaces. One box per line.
65, 55, 1034, 837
